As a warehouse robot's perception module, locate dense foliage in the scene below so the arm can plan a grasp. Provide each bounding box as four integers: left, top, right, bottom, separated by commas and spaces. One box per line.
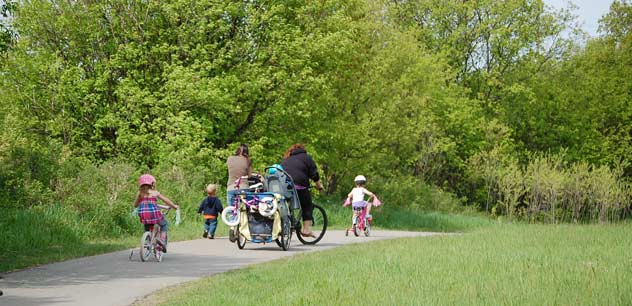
1, 0, 631, 225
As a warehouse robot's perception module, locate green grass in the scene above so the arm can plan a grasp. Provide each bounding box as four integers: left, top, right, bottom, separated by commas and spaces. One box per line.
322, 197, 491, 232
137, 223, 632, 306
0, 205, 226, 272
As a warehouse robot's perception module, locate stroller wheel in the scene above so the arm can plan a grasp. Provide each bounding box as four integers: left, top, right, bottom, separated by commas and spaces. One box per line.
236, 225, 247, 249
229, 228, 237, 243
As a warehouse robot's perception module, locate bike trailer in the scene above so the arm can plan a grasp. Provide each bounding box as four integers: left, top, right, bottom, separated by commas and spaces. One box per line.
237, 192, 283, 243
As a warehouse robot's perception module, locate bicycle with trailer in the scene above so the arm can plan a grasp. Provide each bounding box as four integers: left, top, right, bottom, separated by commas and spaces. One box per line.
221, 175, 292, 250
221, 166, 328, 250
263, 166, 328, 245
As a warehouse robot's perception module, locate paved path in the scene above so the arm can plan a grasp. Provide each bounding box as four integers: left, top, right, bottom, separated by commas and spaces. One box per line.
0, 230, 438, 306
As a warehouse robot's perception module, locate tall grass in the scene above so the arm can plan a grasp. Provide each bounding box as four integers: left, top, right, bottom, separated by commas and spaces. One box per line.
137, 223, 632, 306
0, 205, 207, 272
318, 194, 491, 233
0, 158, 232, 272
470, 152, 632, 223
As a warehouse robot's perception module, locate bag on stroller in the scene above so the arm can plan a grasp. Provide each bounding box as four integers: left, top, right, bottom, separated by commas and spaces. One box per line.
237, 193, 282, 243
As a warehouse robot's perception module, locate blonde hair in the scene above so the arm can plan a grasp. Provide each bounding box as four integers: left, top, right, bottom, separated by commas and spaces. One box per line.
206, 184, 217, 194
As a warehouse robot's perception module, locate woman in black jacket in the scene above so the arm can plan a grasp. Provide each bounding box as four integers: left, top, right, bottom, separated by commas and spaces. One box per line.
281, 144, 324, 237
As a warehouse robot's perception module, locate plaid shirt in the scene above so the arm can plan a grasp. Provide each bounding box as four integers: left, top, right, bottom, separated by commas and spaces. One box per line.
137, 196, 164, 225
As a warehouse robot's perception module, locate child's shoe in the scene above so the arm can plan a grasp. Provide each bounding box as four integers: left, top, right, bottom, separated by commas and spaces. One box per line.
202, 230, 208, 238
208, 235, 214, 239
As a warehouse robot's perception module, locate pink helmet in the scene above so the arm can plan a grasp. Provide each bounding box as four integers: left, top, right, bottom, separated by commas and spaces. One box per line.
138, 174, 156, 186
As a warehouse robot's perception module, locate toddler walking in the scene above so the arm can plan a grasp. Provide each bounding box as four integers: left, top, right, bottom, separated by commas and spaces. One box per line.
197, 184, 223, 239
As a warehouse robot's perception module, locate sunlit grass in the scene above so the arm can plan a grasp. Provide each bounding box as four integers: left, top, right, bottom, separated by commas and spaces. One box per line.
0, 206, 204, 272
322, 197, 491, 232
140, 223, 632, 306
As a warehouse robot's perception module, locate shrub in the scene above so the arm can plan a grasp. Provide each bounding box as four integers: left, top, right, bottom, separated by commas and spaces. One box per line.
472, 152, 632, 223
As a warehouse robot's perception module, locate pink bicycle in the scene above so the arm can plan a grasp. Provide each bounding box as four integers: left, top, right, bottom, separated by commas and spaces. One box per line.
344, 196, 381, 237
347, 206, 372, 237
129, 205, 171, 262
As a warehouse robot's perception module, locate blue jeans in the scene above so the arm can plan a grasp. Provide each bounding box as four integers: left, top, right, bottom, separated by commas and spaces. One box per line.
204, 218, 218, 235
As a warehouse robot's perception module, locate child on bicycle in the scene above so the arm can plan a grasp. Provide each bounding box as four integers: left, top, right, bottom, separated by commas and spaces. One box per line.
345, 175, 376, 225
134, 174, 179, 252
197, 184, 223, 239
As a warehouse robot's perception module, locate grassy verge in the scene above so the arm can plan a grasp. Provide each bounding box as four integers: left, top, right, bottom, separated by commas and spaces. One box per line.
321, 197, 491, 232
0, 196, 486, 273
137, 223, 632, 306
0, 206, 223, 272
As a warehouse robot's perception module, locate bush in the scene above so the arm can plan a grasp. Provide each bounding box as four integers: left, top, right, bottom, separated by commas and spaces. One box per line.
470, 151, 632, 223
373, 175, 461, 212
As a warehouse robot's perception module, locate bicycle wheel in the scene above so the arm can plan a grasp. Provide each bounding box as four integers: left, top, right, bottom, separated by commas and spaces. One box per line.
155, 247, 163, 262
364, 219, 371, 237
139, 231, 152, 262
279, 217, 291, 251
221, 206, 240, 227
353, 223, 360, 237
296, 204, 327, 245
236, 224, 246, 249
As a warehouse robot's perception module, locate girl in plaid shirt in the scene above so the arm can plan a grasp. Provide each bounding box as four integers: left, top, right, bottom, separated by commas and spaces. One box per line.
134, 174, 179, 252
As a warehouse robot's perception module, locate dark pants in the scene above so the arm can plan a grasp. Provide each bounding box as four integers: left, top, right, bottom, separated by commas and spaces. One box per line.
296, 188, 313, 222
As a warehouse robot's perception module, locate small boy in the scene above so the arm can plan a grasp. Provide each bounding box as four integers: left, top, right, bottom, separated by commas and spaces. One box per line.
197, 184, 223, 239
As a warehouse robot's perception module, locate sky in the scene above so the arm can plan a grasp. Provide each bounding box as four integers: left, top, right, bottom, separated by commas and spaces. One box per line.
543, 0, 615, 36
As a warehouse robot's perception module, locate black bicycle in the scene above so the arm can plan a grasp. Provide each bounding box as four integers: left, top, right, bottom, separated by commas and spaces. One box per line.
264, 166, 328, 245
293, 203, 327, 244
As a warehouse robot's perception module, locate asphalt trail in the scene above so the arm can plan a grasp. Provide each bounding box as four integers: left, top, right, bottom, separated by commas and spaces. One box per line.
0, 230, 438, 306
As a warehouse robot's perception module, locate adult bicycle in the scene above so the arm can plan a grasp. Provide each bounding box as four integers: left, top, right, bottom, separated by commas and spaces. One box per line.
293, 202, 328, 244
263, 166, 328, 245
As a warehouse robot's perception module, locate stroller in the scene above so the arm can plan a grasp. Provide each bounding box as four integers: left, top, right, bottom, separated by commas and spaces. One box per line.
224, 166, 327, 250
225, 167, 294, 250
